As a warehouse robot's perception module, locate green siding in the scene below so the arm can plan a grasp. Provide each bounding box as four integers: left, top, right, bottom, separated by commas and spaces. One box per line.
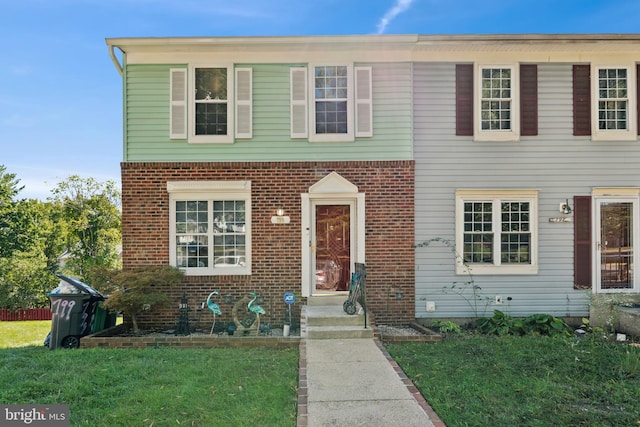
124, 63, 412, 162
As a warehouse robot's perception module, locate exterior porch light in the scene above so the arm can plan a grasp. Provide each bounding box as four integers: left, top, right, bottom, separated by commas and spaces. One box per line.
271, 208, 290, 224
560, 199, 572, 215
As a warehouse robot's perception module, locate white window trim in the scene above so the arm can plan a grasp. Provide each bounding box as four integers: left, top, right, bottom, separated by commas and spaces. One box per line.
455, 189, 538, 275
308, 63, 354, 142
591, 63, 637, 141
167, 181, 251, 276
474, 64, 520, 142
188, 64, 235, 144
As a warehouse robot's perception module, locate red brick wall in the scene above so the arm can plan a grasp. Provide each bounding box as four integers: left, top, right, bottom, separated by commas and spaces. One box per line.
121, 161, 415, 328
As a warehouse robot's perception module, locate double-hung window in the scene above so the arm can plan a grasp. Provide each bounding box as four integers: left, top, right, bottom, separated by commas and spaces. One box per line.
476, 65, 520, 141
314, 66, 349, 135
456, 190, 538, 274
597, 68, 628, 131
576, 64, 637, 140
290, 64, 373, 141
457, 63, 536, 141
593, 67, 636, 141
194, 67, 229, 137
168, 181, 251, 276
169, 66, 252, 143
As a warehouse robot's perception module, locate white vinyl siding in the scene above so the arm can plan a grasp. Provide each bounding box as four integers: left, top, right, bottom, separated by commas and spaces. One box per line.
235, 68, 253, 138
169, 68, 187, 139
290, 67, 308, 138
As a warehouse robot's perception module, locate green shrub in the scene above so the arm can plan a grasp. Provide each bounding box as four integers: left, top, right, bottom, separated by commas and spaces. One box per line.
477, 310, 572, 337
432, 319, 462, 334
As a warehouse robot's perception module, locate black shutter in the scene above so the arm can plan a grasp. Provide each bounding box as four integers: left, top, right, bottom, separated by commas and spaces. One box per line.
573, 65, 591, 136
520, 64, 538, 136
574, 196, 592, 290
456, 64, 474, 136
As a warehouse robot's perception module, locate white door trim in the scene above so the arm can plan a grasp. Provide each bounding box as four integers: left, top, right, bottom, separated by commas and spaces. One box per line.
593, 195, 640, 293
301, 172, 365, 297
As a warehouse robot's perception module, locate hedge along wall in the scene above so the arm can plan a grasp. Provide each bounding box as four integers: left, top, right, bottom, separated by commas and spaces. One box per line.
121, 160, 415, 328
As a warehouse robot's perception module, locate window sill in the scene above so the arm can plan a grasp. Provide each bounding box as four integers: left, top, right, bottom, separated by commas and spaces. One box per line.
457, 264, 538, 275
180, 267, 251, 276
188, 135, 234, 144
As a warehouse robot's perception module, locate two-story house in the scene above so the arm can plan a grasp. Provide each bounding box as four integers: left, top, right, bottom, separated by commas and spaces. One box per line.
107, 34, 640, 330
412, 34, 640, 323
106, 35, 417, 328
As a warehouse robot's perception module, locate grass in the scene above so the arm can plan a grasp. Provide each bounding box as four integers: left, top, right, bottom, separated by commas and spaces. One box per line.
0, 321, 298, 426
387, 334, 640, 427
0, 320, 51, 348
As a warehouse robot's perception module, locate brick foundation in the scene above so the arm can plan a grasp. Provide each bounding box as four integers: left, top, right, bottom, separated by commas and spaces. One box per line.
121, 160, 415, 328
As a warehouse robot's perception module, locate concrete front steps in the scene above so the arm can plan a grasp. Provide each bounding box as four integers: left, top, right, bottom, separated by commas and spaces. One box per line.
301, 295, 374, 339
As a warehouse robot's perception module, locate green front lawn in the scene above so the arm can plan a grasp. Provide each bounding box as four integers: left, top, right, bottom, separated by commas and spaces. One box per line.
387, 335, 640, 427
0, 321, 298, 426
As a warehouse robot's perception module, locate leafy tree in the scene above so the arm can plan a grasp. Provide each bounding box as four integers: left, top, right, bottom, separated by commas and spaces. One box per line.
0, 166, 28, 258
89, 266, 184, 334
50, 175, 121, 278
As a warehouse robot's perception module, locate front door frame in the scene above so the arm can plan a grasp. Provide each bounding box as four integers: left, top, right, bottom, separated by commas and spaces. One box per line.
593, 188, 640, 293
301, 172, 365, 297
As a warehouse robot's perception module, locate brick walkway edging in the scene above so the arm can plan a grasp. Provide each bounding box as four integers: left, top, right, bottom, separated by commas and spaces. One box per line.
295, 338, 446, 427
375, 339, 447, 427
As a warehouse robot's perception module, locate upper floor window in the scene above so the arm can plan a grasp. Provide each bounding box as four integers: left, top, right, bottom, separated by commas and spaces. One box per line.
314, 66, 349, 134
597, 68, 628, 131
476, 65, 519, 141
456, 190, 538, 275
168, 181, 251, 276
574, 64, 637, 140
290, 64, 372, 141
480, 68, 512, 131
195, 68, 228, 136
456, 63, 537, 141
169, 66, 252, 143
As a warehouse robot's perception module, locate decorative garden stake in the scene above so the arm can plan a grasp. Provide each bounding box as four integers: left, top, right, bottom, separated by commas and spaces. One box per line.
206, 291, 222, 335
175, 291, 190, 336
283, 292, 295, 337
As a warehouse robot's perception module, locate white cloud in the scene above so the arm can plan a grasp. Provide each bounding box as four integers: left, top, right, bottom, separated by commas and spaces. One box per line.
377, 0, 415, 34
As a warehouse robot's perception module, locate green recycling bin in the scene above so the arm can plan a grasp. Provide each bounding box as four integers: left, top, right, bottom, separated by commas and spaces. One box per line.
46, 274, 111, 349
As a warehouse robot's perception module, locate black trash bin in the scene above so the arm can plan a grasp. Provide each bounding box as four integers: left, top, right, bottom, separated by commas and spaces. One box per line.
46, 274, 114, 349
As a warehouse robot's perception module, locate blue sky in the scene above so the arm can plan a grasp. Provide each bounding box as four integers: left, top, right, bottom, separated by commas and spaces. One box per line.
1, 0, 639, 199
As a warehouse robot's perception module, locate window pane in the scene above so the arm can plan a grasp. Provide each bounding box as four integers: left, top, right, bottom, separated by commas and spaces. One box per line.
212, 199, 246, 263
500, 202, 531, 264
463, 201, 493, 262
195, 68, 227, 100
315, 100, 347, 134
195, 103, 227, 135
464, 234, 494, 263
175, 200, 209, 268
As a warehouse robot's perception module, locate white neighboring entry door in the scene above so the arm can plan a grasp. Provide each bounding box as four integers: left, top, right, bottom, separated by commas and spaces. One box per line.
594, 197, 639, 293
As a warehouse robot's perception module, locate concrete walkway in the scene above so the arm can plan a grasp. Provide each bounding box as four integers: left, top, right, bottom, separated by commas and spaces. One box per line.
297, 338, 445, 426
